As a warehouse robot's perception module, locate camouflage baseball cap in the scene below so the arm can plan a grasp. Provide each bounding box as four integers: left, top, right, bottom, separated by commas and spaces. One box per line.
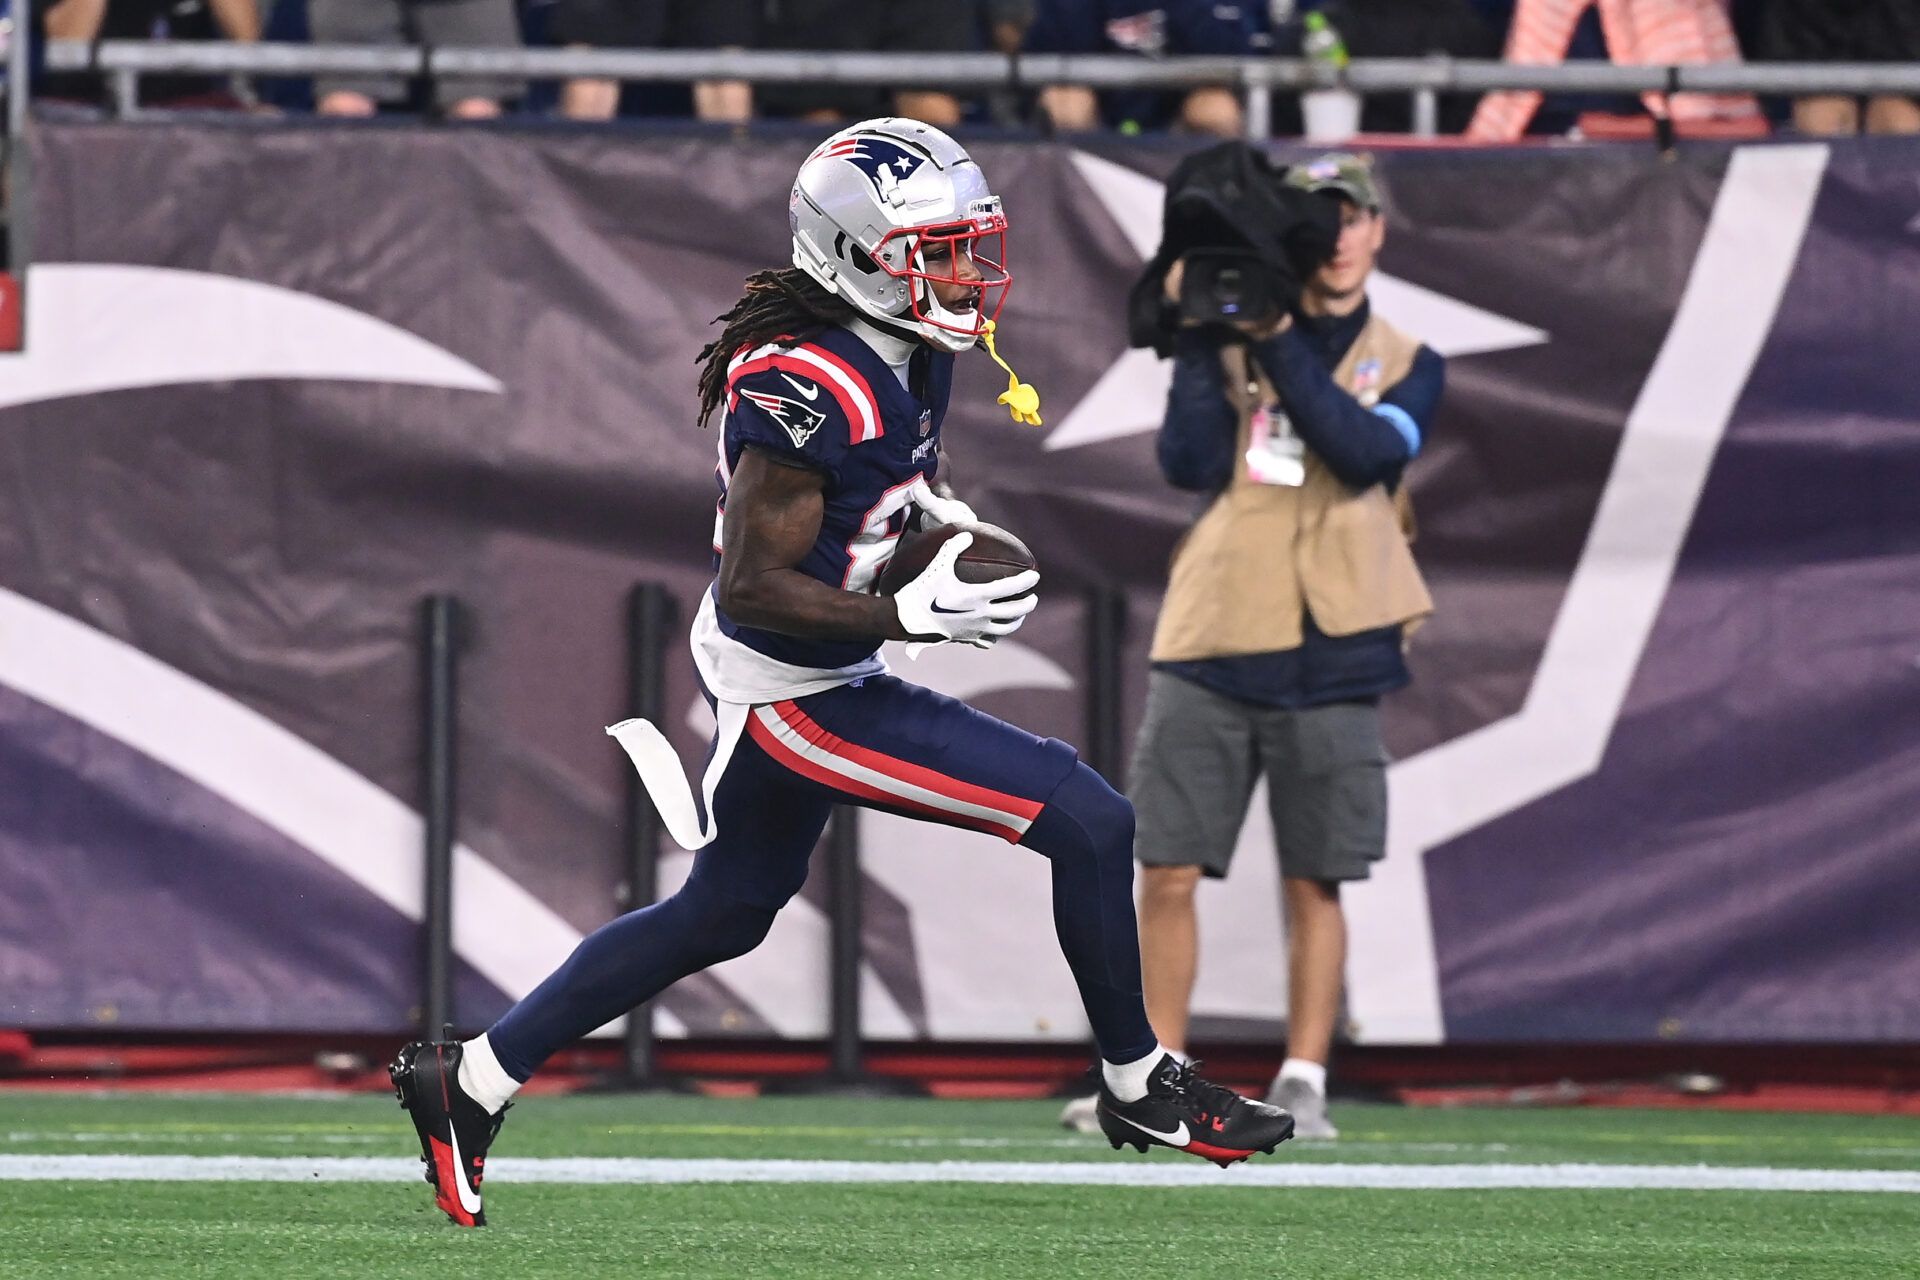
1285, 152, 1380, 210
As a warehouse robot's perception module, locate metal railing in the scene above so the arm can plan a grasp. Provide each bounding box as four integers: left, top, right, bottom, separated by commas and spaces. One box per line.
39, 41, 1920, 138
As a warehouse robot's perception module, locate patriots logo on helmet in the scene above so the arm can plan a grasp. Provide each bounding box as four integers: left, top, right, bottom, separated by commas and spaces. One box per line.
817, 136, 928, 201
739, 388, 828, 449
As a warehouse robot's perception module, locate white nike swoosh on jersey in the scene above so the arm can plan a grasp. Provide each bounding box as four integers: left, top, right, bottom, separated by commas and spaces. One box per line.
781, 373, 821, 400
447, 1125, 484, 1214
1116, 1113, 1189, 1146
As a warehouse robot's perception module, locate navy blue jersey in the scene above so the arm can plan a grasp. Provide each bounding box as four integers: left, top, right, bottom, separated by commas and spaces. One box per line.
710, 325, 953, 672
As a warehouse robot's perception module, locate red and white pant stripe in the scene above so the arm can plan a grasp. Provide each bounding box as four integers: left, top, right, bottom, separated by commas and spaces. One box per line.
746, 701, 1043, 844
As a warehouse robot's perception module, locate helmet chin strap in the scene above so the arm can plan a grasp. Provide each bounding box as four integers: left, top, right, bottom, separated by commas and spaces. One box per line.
863, 309, 928, 349
865, 290, 977, 354
912, 276, 986, 352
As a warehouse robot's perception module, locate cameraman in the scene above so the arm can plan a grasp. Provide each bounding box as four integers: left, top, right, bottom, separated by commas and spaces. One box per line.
1073, 154, 1442, 1140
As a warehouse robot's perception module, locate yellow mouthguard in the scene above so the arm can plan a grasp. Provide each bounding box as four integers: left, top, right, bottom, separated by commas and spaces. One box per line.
981, 319, 1043, 427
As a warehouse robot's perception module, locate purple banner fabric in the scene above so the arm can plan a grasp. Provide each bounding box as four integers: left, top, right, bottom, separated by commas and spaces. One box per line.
1425, 142, 1920, 1041
0, 122, 1911, 1044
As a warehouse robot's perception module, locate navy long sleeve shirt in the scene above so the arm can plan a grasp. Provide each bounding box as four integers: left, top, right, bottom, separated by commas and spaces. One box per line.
1155, 300, 1445, 709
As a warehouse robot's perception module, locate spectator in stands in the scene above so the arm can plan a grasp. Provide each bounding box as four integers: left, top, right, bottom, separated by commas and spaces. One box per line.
40, 0, 262, 109
758, 0, 980, 128
988, 0, 1036, 56
1025, 0, 1258, 137
552, 0, 758, 123
1468, 0, 1762, 141
1757, 0, 1920, 136
308, 0, 522, 118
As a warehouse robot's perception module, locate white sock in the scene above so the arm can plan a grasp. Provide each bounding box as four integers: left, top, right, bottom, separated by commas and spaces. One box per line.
1102, 1045, 1170, 1103
1278, 1057, 1327, 1095
456, 1033, 523, 1115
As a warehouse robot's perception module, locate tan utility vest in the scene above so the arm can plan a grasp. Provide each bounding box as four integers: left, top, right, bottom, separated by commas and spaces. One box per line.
1149, 310, 1433, 662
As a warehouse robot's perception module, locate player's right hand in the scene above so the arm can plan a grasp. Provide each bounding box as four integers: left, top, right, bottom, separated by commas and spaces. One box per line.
892, 531, 1040, 648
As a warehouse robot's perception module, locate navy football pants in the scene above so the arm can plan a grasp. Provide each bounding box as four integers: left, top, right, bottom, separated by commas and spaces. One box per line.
488, 675, 1158, 1077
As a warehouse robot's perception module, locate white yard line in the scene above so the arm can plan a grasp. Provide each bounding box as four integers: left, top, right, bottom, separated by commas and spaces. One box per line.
2, 1155, 1917, 1193
5, 1131, 390, 1145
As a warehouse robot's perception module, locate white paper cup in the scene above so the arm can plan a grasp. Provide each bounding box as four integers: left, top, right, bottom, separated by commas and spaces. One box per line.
1301, 88, 1362, 141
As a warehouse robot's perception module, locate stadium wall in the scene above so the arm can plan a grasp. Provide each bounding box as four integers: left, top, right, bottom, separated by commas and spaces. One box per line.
2, 124, 1915, 1046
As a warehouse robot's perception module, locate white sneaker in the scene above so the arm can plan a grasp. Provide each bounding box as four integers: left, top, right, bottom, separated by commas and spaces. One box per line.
1057, 1092, 1101, 1134
1266, 1075, 1339, 1140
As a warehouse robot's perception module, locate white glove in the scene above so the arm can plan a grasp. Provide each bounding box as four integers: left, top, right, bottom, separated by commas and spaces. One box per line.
907, 476, 978, 531
892, 530, 1040, 649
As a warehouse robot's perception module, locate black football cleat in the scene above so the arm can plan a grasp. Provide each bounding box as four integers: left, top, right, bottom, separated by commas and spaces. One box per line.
1096, 1054, 1294, 1168
389, 1039, 507, 1227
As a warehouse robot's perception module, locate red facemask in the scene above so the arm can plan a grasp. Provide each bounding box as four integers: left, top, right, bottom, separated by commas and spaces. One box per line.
872, 213, 1012, 339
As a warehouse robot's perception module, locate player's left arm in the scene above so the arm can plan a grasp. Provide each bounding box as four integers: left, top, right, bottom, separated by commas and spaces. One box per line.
717, 447, 914, 642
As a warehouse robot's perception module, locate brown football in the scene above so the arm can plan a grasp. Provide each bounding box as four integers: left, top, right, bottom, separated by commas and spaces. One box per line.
877, 522, 1038, 596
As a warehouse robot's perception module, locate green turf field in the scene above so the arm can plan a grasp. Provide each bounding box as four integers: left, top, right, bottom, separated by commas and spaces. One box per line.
4, 1091, 1919, 1278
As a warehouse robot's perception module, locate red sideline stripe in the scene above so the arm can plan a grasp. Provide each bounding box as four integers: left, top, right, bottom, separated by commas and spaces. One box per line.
746, 709, 1032, 844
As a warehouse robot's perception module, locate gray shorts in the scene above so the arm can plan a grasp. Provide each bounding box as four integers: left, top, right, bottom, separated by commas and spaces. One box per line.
1128, 671, 1388, 882
307, 0, 524, 107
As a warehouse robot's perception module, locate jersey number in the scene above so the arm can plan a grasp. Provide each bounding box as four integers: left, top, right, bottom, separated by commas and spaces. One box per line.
842, 476, 923, 595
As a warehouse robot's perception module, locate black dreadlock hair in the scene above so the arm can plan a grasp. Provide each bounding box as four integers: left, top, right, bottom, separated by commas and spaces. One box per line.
696, 267, 861, 428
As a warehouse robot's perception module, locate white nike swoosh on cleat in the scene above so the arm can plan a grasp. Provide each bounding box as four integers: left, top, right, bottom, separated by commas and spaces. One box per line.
447, 1126, 483, 1215
781, 373, 821, 400
1117, 1113, 1189, 1146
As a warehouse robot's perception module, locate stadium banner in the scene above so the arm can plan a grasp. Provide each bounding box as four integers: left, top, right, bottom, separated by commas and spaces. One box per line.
2, 124, 1914, 1045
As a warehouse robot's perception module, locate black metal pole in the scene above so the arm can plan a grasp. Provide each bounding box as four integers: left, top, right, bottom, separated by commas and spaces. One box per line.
1084, 585, 1128, 783
420, 594, 461, 1042
621, 582, 676, 1081
825, 805, 863, 1082
1068, 584, 1128, 1083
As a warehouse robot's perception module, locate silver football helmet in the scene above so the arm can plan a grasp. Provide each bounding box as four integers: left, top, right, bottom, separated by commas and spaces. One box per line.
790, 117, 1011, 354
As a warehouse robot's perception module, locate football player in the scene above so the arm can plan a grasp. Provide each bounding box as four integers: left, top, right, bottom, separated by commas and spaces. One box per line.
390, 118, 1293, 1226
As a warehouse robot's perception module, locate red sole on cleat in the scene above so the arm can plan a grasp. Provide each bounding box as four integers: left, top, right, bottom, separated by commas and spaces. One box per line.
427, 1136, 481, 1227
1181, 1138, 1259, 1164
